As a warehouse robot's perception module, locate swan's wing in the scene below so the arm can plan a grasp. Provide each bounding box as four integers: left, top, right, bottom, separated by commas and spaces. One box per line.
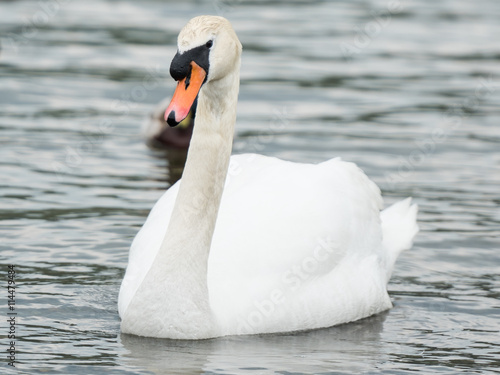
209, 154, 389, 334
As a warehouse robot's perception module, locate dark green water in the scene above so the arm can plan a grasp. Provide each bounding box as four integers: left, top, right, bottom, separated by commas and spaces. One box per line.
1, 0, 499, 374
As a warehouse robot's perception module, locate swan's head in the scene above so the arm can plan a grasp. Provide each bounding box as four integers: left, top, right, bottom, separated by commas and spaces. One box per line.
164, 15, 242, 127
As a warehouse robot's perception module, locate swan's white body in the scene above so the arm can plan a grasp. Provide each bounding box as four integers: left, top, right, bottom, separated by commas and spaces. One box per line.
118, 16, 418, 339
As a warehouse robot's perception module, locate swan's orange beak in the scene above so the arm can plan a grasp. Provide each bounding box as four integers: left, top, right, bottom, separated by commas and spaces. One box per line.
165, 61, 206, 127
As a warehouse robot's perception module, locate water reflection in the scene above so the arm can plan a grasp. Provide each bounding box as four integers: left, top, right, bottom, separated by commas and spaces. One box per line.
120, 312, 388, 374
163, 148, 188, 186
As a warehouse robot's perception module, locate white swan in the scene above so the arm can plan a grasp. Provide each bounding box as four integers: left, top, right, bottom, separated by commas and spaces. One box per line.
118, 15, 418, 339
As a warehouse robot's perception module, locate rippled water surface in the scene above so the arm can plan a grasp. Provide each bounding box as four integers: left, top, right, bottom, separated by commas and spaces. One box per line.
1, 0, 499, 374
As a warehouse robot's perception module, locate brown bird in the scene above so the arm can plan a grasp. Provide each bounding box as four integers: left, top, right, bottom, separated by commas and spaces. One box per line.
143, 97, 197, 150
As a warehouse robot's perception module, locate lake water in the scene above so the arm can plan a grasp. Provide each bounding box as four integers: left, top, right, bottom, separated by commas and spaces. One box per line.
1, 0, 499, 374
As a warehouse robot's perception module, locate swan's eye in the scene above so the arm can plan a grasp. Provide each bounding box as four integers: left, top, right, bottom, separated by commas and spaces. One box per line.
206, 40, 213, 49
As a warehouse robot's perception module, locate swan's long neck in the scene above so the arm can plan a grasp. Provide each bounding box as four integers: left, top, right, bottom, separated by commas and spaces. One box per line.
121, 64, 240, 339
168, 69, 239, 262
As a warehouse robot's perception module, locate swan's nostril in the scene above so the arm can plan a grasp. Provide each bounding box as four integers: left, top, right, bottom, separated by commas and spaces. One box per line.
166, 111, 179, 127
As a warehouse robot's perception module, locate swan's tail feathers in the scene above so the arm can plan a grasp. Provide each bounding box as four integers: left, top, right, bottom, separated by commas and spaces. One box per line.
380, 197, 419, 281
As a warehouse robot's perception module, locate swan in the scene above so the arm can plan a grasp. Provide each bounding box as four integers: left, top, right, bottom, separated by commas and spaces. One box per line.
118, 15, 419, 339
